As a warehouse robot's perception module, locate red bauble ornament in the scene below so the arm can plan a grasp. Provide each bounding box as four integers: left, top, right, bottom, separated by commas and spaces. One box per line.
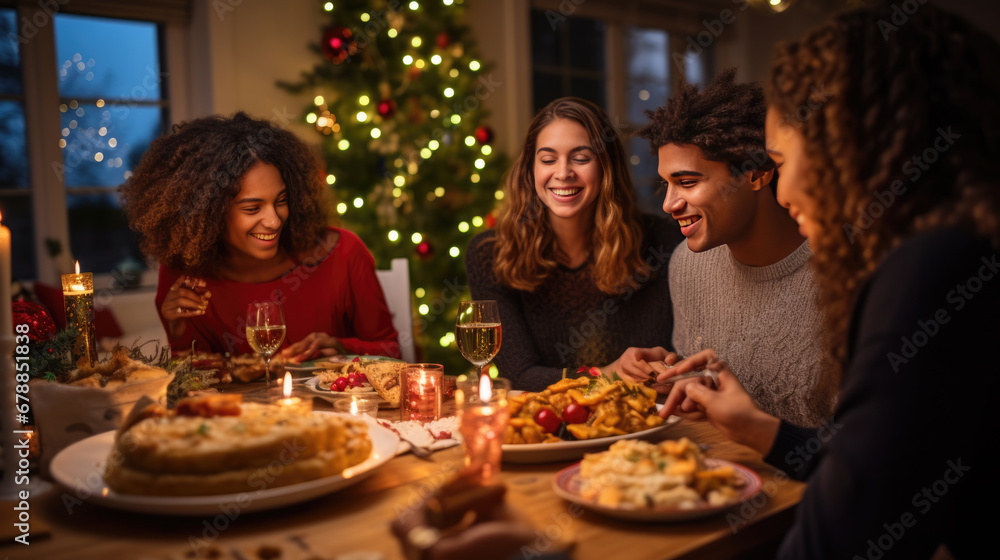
436, 31, 451, 48
474, 126, 494, 145
321, 26, 359, 65
376, 98, 397, 119
12, 301, 57, 343
484, 211, 496, 229
416, 240, 434, 260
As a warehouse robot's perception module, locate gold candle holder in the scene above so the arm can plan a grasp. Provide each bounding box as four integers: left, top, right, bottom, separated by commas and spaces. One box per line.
61, 263, 97, 368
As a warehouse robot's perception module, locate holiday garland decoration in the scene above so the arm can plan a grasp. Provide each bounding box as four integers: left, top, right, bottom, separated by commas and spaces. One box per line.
280, 0, 507, 373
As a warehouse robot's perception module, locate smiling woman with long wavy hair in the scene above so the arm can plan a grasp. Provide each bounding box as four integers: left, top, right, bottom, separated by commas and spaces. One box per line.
465, 98, 683, 391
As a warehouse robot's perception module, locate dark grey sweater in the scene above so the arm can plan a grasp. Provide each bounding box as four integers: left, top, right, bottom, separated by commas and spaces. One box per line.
465, 214, 683, 392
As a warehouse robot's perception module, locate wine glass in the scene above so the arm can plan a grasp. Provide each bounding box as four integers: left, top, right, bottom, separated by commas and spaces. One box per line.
246, 301, 286, 387
455, 300, 502, 380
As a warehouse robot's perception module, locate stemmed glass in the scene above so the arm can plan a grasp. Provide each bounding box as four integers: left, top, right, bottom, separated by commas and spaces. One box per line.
246, 301, 286, 387
455, 300, 502, 380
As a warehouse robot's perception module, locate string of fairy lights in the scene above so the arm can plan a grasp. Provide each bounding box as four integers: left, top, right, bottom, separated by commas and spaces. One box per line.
307, 0, 502, 351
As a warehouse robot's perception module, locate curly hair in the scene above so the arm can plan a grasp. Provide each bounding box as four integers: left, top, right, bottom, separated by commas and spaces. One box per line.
121, 112, 332, 276
486, 97, 648, 294
767, 4, 1000, 389
637, 67, 777, 192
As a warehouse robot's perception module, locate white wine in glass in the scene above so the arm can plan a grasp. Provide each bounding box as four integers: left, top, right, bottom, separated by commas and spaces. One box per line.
456, 300, 502, 379
246, 301, 286, 386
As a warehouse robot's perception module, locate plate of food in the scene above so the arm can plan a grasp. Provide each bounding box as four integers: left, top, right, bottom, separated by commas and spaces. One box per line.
501, 374, 681, 463
49, 394, 399, 516
552, 438, 762, 522
305, 358, 408, 408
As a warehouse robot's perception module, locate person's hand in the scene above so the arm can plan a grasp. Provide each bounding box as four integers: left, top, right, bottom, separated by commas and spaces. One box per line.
280, 332, 346, 363
602, 346, 677, 383
659, 350, 779, 455
161, 276, 211, 337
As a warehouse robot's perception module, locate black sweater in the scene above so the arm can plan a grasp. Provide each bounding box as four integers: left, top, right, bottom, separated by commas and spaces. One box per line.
766, 227, 1000, 559
465, 214, 683, 391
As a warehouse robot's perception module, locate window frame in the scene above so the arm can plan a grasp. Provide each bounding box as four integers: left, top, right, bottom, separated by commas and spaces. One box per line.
3, 0, 191, 287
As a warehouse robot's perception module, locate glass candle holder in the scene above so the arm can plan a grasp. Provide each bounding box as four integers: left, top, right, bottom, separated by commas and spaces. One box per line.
455, 375, 511, 483
401, 364, 444, 422
334, 395, 380, 419
60, 267, 97, 368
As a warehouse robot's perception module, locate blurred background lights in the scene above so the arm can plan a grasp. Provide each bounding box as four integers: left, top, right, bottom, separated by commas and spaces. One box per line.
338, 139, 350, 150
388, 230, 399, 241
353, 197, 364, 208
359, 95, 370, 105
314, 95, 325, 105
337, 202, 347, 214
415, 287, 425, 298
469, 60, 480, 71
472, 216, 484, 227
458, 221, 469, 232
411, 232, 423, 243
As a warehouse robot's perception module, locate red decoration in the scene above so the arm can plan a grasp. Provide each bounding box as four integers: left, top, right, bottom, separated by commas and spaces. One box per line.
321, 26, 358, 65
12, 301, 57, 343
484, 211, 496, 229
436, 31, 451, 48
416, 240, 434, 260
474, 126, 494, 145
376, 98, 397, 119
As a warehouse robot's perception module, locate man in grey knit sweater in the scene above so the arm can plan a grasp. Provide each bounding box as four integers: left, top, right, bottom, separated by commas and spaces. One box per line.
609, 69, 831, 427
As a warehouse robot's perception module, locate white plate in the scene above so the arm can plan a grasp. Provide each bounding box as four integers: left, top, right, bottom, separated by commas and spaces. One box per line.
49, 413, 399, 516
552, 458, 763, 521
501, 406, 682, 464
304, 376, 379, 403
285, 355, 403, 373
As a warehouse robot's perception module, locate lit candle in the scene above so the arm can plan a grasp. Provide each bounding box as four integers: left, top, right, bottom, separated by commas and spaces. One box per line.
456, 375, 511, 482
401, 364, 443, 422
1, 211, 18, 497
0, 211, 10, 336
335, 394, 379, 418
275, 372, 311, 415
61, 260, 97, 368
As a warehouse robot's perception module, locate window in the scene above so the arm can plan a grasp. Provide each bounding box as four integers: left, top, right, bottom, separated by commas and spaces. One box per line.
529, 2, 713, 212
0, 2, 179, 283
55, 13, 166, 274
0, 7, 34, 280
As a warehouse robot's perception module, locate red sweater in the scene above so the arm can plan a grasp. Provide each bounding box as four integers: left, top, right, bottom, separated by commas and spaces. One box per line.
156, 228, 400, 358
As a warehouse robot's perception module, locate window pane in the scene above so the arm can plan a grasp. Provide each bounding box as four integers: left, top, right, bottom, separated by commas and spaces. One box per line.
60, 104, 162, 187
0, 196, 37, 280
567, 18, 605, 70
532, 71, 562, 114
55, 14, 162, 100
0, 9, 23, 95
67, 193, 143, 274
530, 10, 561, 67
569, 76, 606, 108
0, 101, 28, 188
630, 136, 663, 213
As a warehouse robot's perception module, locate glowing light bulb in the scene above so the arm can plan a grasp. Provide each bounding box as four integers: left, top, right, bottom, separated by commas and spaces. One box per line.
359, 95, 370, 105
469, 60, 480, 71
394, 175, 406, 187
415, 287, 425, 298
306, 113, 318, 123
388, 230, 399, 241
449, 247, 460, 258
314, 95, 325, 106
411, 37, 422, 47
458, 221, 469, 233
339, 139, 350, 150
403, 55, 413, 65
326, 174, 336, 184
337, 202, 347, 214
464, 136, 475, 146
353, 197, 364, 208
371, 128, 381, 138
419, 304, 429, 315
411, 232, 423, 243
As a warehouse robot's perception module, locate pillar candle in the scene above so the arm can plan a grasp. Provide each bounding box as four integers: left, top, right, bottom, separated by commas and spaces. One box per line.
61, 261, 97, 368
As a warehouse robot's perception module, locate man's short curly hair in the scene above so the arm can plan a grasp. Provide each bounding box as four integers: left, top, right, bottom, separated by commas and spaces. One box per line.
120, 112, 331, 277
637, 67, 776, 188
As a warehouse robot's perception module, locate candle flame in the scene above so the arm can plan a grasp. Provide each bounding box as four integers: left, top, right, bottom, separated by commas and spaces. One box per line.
74, 260, 81, 274
0, 209, 3, 222
282, 372, 292, 398
350, 396, 358, 415
479, 373, 492, 402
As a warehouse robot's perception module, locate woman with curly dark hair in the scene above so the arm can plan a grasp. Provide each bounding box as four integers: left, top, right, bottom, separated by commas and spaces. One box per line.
465, 97, 683, 391
121, 112, 400, 363
656, 4, 999, 558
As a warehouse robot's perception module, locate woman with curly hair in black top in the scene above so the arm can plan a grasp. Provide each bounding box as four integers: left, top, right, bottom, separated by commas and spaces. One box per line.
121, 112, 399, 364
465, 97, 683, 391
655, 4, 1000, 558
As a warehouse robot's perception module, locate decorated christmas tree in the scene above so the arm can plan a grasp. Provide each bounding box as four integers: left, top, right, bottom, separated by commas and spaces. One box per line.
279, 0, 506, 374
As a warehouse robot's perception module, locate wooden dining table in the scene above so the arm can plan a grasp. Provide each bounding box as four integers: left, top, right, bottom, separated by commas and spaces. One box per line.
17, 378, 805, 560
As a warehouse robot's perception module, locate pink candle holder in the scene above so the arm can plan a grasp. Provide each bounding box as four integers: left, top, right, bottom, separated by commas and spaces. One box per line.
455, 375, 510, 483
401, 364, 444, 422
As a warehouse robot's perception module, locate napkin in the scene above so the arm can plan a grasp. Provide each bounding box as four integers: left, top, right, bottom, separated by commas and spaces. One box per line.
378, 416, 462, 456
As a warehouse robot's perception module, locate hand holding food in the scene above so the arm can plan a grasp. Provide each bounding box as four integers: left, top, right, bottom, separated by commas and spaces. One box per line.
280, 331, 346, 363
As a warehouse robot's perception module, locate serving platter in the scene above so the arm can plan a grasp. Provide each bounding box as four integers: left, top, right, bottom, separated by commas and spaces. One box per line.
49, 413, 399, 516
552, 457, 763, 521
